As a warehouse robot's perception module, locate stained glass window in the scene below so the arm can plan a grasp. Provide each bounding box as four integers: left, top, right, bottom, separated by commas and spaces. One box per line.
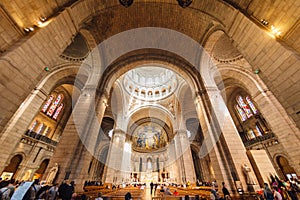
47, 94, 63, 117
52, 103, 64, 120
235, 104, 247, 122
42, 94, 55, 112
30, 120, 38, 132
237, 96, 253, 118
43, 127, 51, 136
256, 125, 263, 136
37, 123, 44, 134
246, 96, 258, 114
247, 129, 256, 139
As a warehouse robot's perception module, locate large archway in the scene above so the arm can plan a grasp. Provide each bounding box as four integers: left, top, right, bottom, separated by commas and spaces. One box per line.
276, 156, 297, 180
1, 154, 23, 180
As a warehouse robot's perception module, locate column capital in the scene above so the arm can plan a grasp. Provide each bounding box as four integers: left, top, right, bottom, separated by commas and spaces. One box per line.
112, 129, 127, 141
82, 84, 97, 96
114, 129, 126, 135
205, 86, 219, 92
174, 129, 188, 138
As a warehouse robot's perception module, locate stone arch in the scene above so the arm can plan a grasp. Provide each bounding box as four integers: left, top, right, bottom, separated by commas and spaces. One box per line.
186, 117, 203, 142
79, 29, 98, 50
110, 81, 124, 128
99, 117, 115, 139
190, 144, 203, 181
127, 107, 174, 139
201, 28, 226, 55
96, 145, 110, 180
177, 83, 197, 127
216, 65, 266, 97
96, 49, 204, 99
38, 64, 89, 95
275, 155, 297, 180
1, 154, 23, 179
34, 159, 50, 180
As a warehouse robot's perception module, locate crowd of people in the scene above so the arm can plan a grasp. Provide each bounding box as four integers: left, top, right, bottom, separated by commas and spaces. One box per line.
0, 178, 16, 199
260, 175, 299, 200
0, 178, 81, 200
1, 175, 299, 200
83, 181, 103, 187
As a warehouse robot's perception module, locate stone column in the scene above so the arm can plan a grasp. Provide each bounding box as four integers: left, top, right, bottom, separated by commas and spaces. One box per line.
69, 92, 109, 190
174, 130, 196, 184
43, 90, 108, 192
200, 156, 212, 182
121, 140, 132, 182
194, 88, 259, 193
253, 90, 300, 174
105, 129, 126, 184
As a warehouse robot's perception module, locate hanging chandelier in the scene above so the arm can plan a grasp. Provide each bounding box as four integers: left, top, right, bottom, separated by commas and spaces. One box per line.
119, 0, 134, 7
177, 0, 193, 8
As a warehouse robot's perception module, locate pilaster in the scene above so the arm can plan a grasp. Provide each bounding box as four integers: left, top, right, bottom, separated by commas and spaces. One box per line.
105, 129, 126, 184
174, 130, 196, 183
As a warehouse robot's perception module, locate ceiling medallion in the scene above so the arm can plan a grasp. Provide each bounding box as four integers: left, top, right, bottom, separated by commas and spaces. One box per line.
119, 0, 134, 7
177, 0, 193, 8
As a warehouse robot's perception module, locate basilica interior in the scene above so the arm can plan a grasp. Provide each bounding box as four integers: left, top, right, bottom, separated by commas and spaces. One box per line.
0, 0, 299, 198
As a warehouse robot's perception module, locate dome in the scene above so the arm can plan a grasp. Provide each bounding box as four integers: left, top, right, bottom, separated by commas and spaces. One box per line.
123, 66, 178, 101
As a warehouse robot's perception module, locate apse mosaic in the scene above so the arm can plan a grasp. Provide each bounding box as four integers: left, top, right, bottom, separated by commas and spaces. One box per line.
132, 122, 168, 151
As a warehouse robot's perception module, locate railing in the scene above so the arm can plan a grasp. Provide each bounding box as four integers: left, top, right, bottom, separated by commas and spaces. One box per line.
24, 130, 58, 146
243, 132, 276, 147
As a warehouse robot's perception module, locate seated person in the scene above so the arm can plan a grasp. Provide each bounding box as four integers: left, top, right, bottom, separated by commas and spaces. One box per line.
173, 190, 179, 196
95, 192, 103, 200
164, 188, 172, 195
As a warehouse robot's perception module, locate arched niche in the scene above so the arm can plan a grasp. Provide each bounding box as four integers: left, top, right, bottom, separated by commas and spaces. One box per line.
33, 159, 50, 180
1, 154, 23, 179
276, 156, 297, 180
190, 146, 203, 182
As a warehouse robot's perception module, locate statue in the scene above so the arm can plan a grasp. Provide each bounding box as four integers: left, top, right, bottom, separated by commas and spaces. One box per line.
242, 163, 256, 185
22, 169, 32, 181
46, 163, 59, 184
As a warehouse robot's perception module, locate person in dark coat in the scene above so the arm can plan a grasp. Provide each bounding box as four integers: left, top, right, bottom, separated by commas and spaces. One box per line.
125, 192, 132, 200
58, 180, 73, 200
150, 182, 154, 195
222, 182, 231, 199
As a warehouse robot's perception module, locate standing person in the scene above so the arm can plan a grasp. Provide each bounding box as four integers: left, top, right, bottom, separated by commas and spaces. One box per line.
150, 182, 154, 195
222, 182, 231, 199
154, 183, 157, 194
37, 185, 50, 200
125, 192, 132, 200
273, 186, 283, 200
6, 179, 15, 199
47, 183, 59, 200
0, 181, 10, 200
58, 180, 73, 200
210, 190, 216, 200
22, 179, 42, 200
211, 180, 218, 199
264, 183, 275, 200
